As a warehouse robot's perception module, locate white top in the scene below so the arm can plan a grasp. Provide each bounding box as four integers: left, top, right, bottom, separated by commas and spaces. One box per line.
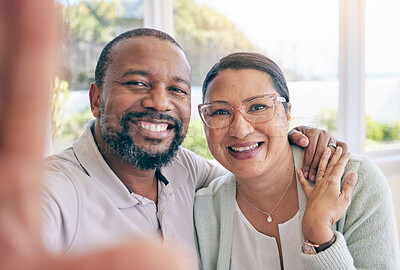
40, 121, 226, 268
231, 201, 305, 270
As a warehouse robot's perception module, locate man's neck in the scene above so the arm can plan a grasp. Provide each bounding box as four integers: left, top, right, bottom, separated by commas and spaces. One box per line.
92, 121, 159, 202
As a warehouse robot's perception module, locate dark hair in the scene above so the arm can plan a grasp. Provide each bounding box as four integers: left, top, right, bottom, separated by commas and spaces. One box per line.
95, 28, 182, 89
202, 52, 290, 111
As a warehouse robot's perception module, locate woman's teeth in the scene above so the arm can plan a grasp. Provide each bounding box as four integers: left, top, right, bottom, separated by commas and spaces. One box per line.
140, 123, 168, 132
230, 143, 259, 152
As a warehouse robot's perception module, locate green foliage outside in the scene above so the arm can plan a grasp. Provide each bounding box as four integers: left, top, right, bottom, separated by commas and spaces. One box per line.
50, 77, 70, 138
317, 106, 338, 137
318, 108, 400, 145
174, 0, 256, 85
63, 108, 94, 139
366, 116, 400, 143
182, 118, 213, 160
61, 0, 121, 43
50, 78, 94, 148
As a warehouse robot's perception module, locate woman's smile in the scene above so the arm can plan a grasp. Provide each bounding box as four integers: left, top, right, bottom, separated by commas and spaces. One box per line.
227, 141, 264, 160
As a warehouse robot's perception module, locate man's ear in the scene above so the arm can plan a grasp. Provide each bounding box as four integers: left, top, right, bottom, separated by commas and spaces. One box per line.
89, 83, 102, 118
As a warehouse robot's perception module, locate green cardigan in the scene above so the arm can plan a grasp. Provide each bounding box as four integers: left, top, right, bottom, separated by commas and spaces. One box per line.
194, 146, 400, 269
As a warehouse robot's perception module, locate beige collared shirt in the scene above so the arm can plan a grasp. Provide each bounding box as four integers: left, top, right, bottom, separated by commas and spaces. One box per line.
41, 121, 226, 266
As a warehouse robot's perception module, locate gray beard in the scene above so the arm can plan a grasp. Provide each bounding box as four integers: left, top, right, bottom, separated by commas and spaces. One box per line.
100, 110, 184, 171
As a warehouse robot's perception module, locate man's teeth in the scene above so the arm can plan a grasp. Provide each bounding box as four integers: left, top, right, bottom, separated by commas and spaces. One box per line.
231, 143, 259, 152
140, 123, 168, 132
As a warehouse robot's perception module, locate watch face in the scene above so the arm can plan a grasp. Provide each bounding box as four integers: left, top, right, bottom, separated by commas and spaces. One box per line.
302, 243, 317, 254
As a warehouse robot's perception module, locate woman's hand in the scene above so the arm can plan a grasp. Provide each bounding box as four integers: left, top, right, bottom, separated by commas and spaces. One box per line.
297, 146, 358, 244
289, 126, 348, 182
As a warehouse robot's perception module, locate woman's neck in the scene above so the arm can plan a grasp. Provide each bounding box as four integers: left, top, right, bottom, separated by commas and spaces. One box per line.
236, 145, 295, 207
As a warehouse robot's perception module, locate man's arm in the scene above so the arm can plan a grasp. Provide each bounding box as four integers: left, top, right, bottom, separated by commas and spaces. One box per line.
0, 1, 188, 269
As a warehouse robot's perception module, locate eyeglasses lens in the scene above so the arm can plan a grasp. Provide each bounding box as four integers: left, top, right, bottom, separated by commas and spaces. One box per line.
201, 97, 275, 128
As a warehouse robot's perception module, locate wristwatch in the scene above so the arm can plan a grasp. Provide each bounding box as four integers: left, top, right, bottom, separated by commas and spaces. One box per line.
302, 235, 336, 254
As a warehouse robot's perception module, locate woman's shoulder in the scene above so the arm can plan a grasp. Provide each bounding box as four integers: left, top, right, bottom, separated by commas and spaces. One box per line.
345, 154, 391, 197
195, 172, 236, 199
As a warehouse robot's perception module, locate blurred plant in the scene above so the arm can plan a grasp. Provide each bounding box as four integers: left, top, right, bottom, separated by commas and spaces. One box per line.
63, 108, 94, 140
317, 109, 400, 143
317, 106, 338, 137
50, 77, 70, 139
366, 116, 385, 142
182, 118, 213, 160
174, 0, 256, 85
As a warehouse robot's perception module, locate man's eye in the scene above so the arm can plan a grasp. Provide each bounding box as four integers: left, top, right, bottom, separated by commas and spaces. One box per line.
169, 87, 188, 95
248, 104, 270, 112
210, 108, 231, 117
125, 81, 147, 86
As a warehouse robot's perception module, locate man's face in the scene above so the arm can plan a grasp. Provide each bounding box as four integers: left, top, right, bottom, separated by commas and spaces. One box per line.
94, 37, 191, 170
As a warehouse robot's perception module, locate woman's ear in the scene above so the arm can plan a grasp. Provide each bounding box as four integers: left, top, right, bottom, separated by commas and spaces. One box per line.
286, 102, 292, 122
89, 83, 102, 118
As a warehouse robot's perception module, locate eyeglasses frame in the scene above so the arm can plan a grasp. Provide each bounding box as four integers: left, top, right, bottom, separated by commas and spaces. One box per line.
198, 93, 287, 129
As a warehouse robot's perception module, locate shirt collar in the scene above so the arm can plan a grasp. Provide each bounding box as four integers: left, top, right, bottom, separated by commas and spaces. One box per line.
73, 121, 140, 208
72, 121, 188, 208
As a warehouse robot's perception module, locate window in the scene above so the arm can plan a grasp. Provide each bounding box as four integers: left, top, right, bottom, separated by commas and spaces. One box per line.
174, 0, 339, 156
51, 0, 144, 153
365, 0, 400, 152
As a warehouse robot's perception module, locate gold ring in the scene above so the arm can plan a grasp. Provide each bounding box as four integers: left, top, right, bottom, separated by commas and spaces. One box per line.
328, 143, 337, 149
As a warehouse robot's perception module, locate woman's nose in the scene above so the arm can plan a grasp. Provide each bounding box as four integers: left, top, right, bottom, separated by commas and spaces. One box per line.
227, 111, 254, 139
141, 87, 173, 111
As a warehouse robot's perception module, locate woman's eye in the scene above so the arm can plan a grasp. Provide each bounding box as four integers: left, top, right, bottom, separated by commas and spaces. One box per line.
248, 104, 269, 112
210, 108, 231, 116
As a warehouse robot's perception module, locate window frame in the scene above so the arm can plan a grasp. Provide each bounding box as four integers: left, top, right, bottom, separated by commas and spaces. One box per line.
129, 0, 400, 177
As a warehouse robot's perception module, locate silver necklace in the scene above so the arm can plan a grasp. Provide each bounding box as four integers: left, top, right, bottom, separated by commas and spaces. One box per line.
237, 167, 294, 223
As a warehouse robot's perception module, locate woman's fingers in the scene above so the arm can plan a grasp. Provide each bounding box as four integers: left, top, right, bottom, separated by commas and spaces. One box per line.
329, 152, 352, 185
324, 146, 343, 176
339, 172, 358, 203
315, 147, 331, 182
297, 168, 312, 197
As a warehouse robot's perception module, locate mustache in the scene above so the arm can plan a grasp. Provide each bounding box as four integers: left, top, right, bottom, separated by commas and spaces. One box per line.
120, 111, 183, 134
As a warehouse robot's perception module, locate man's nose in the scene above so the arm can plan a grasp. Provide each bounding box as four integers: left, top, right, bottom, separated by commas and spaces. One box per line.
227, 111, 254, 139
141, 86, 173, 111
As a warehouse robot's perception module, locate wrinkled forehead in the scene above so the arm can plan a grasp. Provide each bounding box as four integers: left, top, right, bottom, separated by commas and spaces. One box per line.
205, 68, 277, 103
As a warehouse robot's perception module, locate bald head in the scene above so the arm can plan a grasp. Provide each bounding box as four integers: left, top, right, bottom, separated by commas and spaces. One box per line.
95, 28, 182, 89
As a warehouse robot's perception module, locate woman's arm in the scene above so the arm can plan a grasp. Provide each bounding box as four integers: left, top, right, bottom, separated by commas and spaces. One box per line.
298, 148, 400, 269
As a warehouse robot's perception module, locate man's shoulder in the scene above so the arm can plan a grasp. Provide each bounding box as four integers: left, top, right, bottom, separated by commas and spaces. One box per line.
42, 146, 90, 195
43, 146, 86, 177
174, 147, 208, 164
195, 173, 235, 199
44, 147, 78, 167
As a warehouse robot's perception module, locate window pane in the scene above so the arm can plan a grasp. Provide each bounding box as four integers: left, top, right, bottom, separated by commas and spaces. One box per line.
174, 0, 339, 156
365, 0, 400, 151
52, 0, 144, 153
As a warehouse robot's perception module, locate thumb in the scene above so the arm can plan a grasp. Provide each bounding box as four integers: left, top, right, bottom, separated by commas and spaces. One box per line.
297, 168, 312, 197
288, 129, 309, 147
340, 172, 358, 202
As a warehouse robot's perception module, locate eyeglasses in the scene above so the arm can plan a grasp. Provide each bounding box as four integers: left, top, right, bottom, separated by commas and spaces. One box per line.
198, 94, 287, 129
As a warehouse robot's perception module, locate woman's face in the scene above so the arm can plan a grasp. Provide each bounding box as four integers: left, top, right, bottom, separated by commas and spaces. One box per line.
203, 68, 291, 179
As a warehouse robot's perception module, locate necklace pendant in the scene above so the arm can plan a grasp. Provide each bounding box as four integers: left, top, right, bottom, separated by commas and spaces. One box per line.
267, 214, 272, 223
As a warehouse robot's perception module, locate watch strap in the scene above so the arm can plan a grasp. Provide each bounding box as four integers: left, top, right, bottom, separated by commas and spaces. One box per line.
314, 234, 336, 252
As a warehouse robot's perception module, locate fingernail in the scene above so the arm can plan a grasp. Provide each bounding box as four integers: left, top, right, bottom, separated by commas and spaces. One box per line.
300, 138, 308, 146
304, 171, 309, 178
310, 174, 315, 181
